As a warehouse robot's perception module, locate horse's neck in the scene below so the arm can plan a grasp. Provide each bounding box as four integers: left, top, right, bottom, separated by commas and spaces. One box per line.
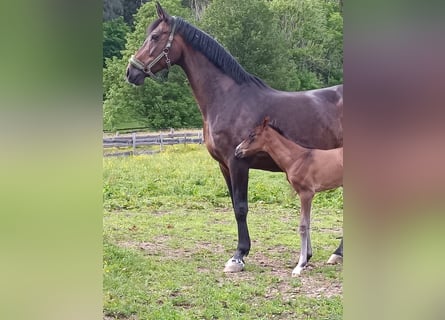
177, 45, 238, 118
262, 129, 308, 171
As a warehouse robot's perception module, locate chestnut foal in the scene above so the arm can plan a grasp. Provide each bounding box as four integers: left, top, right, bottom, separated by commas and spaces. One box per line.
235, 117, 343, 276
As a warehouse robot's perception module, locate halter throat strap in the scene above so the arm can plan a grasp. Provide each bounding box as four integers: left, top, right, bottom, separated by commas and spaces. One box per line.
129, 16, 177, 80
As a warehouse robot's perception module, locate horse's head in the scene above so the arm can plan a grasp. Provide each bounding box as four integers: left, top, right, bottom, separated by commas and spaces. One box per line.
126, 2, 182, 85
235, 117, 271, 158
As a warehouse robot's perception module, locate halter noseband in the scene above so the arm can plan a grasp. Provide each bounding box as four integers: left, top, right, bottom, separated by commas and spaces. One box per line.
129, 16, 177, 81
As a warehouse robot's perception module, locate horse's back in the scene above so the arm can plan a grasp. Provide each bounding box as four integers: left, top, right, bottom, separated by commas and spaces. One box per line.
314, 84, 342, 105
300, 84, 343, 109
261, 84, 343, 149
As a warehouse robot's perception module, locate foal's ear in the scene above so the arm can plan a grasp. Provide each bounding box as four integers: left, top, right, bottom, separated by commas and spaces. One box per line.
262, 116, 270, 128
156, 2, 170, 20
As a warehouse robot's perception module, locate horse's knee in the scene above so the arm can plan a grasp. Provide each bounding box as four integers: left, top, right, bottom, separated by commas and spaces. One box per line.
234, 201, 248, 219
298, 224, 308, 235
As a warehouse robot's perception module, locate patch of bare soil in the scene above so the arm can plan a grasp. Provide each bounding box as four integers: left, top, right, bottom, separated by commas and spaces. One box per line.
104, 314, 138, 320
118, 237, 226, 260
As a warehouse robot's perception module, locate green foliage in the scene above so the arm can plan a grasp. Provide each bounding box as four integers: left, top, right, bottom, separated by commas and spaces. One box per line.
121, 0, 143, 27
181, 0, 211, 19
103, 0, 144, 26
103, 64, 201, 131
103, 0, 124, 21
269, 0, 343, 89
200, 0, 299, 90
103, 17, 130, 67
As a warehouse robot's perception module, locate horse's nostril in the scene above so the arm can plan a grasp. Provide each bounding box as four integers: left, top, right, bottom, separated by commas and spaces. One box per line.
126, 67, 130, 78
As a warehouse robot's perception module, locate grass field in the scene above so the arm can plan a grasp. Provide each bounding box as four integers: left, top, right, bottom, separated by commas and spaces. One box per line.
103, 144, 343, 319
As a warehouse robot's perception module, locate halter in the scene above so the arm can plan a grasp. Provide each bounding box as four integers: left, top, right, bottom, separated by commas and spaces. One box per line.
129, 16, 177, 81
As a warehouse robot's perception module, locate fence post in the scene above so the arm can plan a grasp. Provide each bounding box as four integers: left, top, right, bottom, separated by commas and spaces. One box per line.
132, 132, 136, 155
160, 133, 163, 152
184, 133, 187, 146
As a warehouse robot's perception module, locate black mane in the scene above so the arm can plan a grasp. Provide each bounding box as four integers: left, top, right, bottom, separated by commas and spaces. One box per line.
268, 123, 285, 137
267, 120, 293, 141
173, 17, 267, 87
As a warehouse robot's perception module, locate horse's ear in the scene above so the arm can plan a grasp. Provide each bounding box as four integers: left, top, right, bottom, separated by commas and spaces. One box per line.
156, 2, 170, 21
263, 117, 270, 128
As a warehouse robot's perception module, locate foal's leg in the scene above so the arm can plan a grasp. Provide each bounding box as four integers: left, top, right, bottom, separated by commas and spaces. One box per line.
327, 237, 343, 264
307, 224, 313, 261
292, 190, 314, 276
223, 161, 251, 272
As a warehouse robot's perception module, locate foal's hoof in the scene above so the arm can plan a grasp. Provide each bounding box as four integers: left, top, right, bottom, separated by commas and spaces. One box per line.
327, 254, 343, 264
292, 266, 304, 277
223, 258, 245, 273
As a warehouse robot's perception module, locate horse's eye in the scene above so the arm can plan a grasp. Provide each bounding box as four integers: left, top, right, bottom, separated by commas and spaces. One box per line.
151, 34, 160, 41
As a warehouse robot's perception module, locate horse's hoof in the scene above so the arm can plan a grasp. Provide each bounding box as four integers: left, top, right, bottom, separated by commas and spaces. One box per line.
327, 254, 343, 264
292, 266, 304, 277
223, 258, 245, 273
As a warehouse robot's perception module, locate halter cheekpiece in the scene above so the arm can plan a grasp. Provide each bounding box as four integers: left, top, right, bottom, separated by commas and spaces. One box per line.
129, 16, 177, 81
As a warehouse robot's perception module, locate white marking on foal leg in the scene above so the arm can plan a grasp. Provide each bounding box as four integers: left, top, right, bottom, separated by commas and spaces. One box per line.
223, 257, 245, 272
293, 220, 309, 277
292, 252, 307, 277
292, 265, 305, 277
327, 254, 343, 264
292, 239, 308, 277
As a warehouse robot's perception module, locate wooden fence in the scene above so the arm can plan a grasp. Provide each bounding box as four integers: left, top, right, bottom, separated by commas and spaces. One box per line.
103, 130, 204, 157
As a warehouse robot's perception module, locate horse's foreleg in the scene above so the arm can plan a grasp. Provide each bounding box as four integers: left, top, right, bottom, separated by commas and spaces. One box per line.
292, 190, 314, 276
223, 161, 250, 273
327, 237, 343, 264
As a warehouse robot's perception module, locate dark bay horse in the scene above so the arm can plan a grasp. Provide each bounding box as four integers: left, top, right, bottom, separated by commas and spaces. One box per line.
235, 117, 343, 276
126, 2, 343, 273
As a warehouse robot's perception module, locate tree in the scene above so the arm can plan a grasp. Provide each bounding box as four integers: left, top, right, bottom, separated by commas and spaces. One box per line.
103, 17, 130, 67
199, 0, 299, 91
121, 0, 146, 27
181, 0, 211, 20
103, 0, 124, 21
103, 0, 149, 27
269, 0, 343, 89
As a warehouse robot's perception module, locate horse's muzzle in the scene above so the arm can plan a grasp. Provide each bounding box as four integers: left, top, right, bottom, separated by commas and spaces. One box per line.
126, 65, 145, 86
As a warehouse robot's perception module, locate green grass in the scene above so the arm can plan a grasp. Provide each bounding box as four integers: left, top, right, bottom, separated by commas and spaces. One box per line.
104, 144, 343, 319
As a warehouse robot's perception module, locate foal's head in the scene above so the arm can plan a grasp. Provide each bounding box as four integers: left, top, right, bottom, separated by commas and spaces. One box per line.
235, 117, 271, 158
126, 2, 183, 84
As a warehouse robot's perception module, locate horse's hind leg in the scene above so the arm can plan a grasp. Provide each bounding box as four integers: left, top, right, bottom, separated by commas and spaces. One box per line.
222, 161, 251, 273
292, 190, 314, 276
327, 237, 343, 264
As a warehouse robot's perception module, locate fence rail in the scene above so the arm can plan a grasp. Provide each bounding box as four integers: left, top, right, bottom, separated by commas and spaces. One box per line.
103, 130, 204, 157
